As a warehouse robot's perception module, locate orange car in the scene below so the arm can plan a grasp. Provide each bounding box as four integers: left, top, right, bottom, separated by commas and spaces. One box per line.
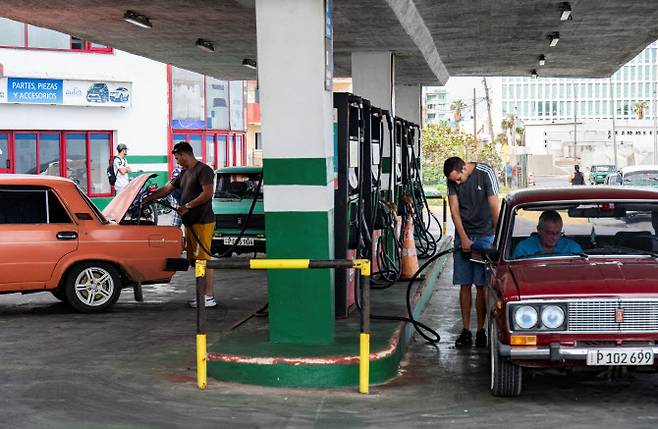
0, 174, 183, 313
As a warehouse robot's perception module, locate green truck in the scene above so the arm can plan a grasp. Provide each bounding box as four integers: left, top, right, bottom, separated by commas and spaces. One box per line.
211, 166, 265, 256
588, 164, 616, 184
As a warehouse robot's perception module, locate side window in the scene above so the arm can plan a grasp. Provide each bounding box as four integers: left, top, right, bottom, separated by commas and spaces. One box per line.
48, 190, 72, 224
0, 188, 47, 224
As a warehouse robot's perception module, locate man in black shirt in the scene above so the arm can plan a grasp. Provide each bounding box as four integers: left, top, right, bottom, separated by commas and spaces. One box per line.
444, 156, 500, 347
145, 142, 217, 308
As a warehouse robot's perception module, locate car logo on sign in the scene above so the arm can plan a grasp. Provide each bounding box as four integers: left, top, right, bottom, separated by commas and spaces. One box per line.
615, 309, 624, 323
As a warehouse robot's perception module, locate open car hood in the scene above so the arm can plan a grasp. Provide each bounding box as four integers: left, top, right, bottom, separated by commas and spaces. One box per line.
101, 174, 156, 223
509, 259, 658, 299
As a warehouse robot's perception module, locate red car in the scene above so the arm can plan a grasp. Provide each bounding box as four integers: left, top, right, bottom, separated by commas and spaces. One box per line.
0, 174, 182, 313
485, 187, 658, 396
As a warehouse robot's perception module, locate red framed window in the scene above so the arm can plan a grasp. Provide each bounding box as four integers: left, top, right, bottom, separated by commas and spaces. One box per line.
0, 17, 113, 54
169, 130, 244, 172
0, 130, 113, 197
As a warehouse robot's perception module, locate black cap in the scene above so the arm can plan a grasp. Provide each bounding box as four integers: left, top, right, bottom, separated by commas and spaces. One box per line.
172, 141, 194, 155
116, 143, 128, 152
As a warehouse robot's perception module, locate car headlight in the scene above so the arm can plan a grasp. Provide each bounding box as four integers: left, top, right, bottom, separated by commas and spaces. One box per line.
541, 305, 565, 329
513, 305, 538, 329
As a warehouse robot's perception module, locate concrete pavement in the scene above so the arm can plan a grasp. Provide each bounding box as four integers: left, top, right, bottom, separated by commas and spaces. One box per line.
2, 259, 658, 427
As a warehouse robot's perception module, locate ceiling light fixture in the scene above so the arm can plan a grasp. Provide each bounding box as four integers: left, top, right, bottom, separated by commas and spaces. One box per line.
560, 2, 572, 21
531, 69, 538, 78
548, 32, 560, 47
196, 38, 215, 53
242, 58, 257, 70
123, 10, 152, 29
538, 55, 546, 66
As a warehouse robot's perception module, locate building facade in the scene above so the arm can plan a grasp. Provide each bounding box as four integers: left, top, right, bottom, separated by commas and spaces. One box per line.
501, 41, 658, 168
422, 86, 448, 125
0, 17, 247, 209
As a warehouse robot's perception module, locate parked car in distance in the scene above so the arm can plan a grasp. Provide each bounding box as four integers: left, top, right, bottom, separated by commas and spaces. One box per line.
86, 83, 109, 103
604, 165, 658, 187
109, 87, 130, 102
0, 174, 182, 313
588, 164, 615, 184
211, 166, 265, 256
483, 187, 658, 396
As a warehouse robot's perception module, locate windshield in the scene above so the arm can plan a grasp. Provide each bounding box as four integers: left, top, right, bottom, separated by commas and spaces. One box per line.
623, 171, 658, 187
76, 186, 108, 224
214, 172, 262, 199
508, 202, 658, 260
593, 165, 614, 172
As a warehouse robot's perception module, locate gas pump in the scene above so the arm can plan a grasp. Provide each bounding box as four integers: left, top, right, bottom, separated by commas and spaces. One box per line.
333, 92, 365, 318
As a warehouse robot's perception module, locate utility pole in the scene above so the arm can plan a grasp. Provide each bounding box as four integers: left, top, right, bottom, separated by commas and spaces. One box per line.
573, 82, 577, 160
482, 78, 496, 145
610, 78, 618, 169
654, 77, 658, 164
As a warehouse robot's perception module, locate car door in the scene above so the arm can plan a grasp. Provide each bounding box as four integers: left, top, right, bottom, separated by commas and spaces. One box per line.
0, 186, 79, 291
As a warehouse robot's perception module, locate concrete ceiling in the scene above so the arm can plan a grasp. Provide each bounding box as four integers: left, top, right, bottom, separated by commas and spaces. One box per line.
2, 1, 658, 85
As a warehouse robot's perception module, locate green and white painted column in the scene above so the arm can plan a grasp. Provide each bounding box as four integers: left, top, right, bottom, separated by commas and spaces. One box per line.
256, 0, 335, 344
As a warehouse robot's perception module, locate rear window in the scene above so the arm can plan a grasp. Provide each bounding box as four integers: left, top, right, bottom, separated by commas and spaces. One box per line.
624, 171, 658, 187
215, 172, 262, 199
0, 186, 71, 224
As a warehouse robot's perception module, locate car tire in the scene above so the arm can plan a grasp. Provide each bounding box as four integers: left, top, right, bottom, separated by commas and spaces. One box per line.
490, 322, 522, 397
64, 262, 122, 313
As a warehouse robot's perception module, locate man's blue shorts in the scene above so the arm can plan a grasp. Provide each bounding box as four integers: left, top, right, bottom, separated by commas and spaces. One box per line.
453, 235, 494, 287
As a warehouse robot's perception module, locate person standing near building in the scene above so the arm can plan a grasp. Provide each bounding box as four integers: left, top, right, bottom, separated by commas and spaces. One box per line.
569, 164, 585, 185
143, 142, 216, 308
444, 156, 500, 348
113, 144, 132, 194
169, 163, 183, 227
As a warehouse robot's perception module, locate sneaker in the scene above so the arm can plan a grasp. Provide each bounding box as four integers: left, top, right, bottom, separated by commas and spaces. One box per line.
475, 328, 487, 347
188, 295, 217, 308
455, 329, 472, 347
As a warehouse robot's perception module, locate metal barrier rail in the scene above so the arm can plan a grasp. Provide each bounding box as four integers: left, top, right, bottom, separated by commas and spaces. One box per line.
164, 257, 372, 393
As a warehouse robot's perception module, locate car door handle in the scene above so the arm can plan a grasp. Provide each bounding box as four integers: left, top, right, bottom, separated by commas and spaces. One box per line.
56, 231, 78, 240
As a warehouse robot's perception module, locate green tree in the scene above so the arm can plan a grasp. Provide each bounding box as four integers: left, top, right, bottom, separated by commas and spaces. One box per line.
633, 100, 649, 119
421, 123, 500, 186
450, 99, 467, 123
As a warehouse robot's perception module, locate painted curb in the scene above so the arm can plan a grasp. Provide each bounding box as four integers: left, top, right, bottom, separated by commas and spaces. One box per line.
207, 237, 452, 388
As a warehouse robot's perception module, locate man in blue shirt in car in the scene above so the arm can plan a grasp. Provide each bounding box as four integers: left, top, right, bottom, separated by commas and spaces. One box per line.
513, 210, 583, 258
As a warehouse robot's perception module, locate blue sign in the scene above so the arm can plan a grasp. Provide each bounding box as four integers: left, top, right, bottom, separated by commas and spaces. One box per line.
7, 78, 63, 104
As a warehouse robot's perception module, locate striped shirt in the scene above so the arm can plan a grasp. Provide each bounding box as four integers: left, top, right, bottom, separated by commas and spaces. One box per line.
447, 163, 499, 236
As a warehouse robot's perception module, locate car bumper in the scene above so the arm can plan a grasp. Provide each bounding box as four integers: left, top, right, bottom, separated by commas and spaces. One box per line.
499, 343, 658, 361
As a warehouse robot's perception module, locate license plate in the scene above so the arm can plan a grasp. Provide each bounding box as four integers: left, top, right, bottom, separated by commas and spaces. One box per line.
586, 348, 654, 366
222, 237, 254, 246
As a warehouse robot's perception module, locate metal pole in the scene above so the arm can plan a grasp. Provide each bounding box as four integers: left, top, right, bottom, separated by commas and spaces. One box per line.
573, 82, 577, 160
610, 77, 618, 169
195, 260, 207, 390
358, 269, 370, 394
654, 78, 658, 164
442, 195, 447, 234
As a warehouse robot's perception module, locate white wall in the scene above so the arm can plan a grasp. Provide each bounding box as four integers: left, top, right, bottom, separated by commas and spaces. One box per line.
0, 48, 168, 160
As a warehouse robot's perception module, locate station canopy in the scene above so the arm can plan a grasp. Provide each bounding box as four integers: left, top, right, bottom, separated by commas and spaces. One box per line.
2, 0, 658, 85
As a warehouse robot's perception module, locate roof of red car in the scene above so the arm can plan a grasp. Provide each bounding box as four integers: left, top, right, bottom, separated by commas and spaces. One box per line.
507, 186, 658, 206
0, 174, 74, 185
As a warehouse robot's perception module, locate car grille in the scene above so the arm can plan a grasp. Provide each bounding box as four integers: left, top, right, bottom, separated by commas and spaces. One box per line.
215, 214, 265, 230
567, 299, 658, 333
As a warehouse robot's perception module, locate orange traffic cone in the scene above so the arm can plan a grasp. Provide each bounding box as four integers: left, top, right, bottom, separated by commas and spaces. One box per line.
400, 214, 419, 280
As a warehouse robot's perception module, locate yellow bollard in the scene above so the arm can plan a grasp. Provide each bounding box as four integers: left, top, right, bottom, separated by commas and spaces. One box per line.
197, 334, 207, 390
359, 332, 370, 394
